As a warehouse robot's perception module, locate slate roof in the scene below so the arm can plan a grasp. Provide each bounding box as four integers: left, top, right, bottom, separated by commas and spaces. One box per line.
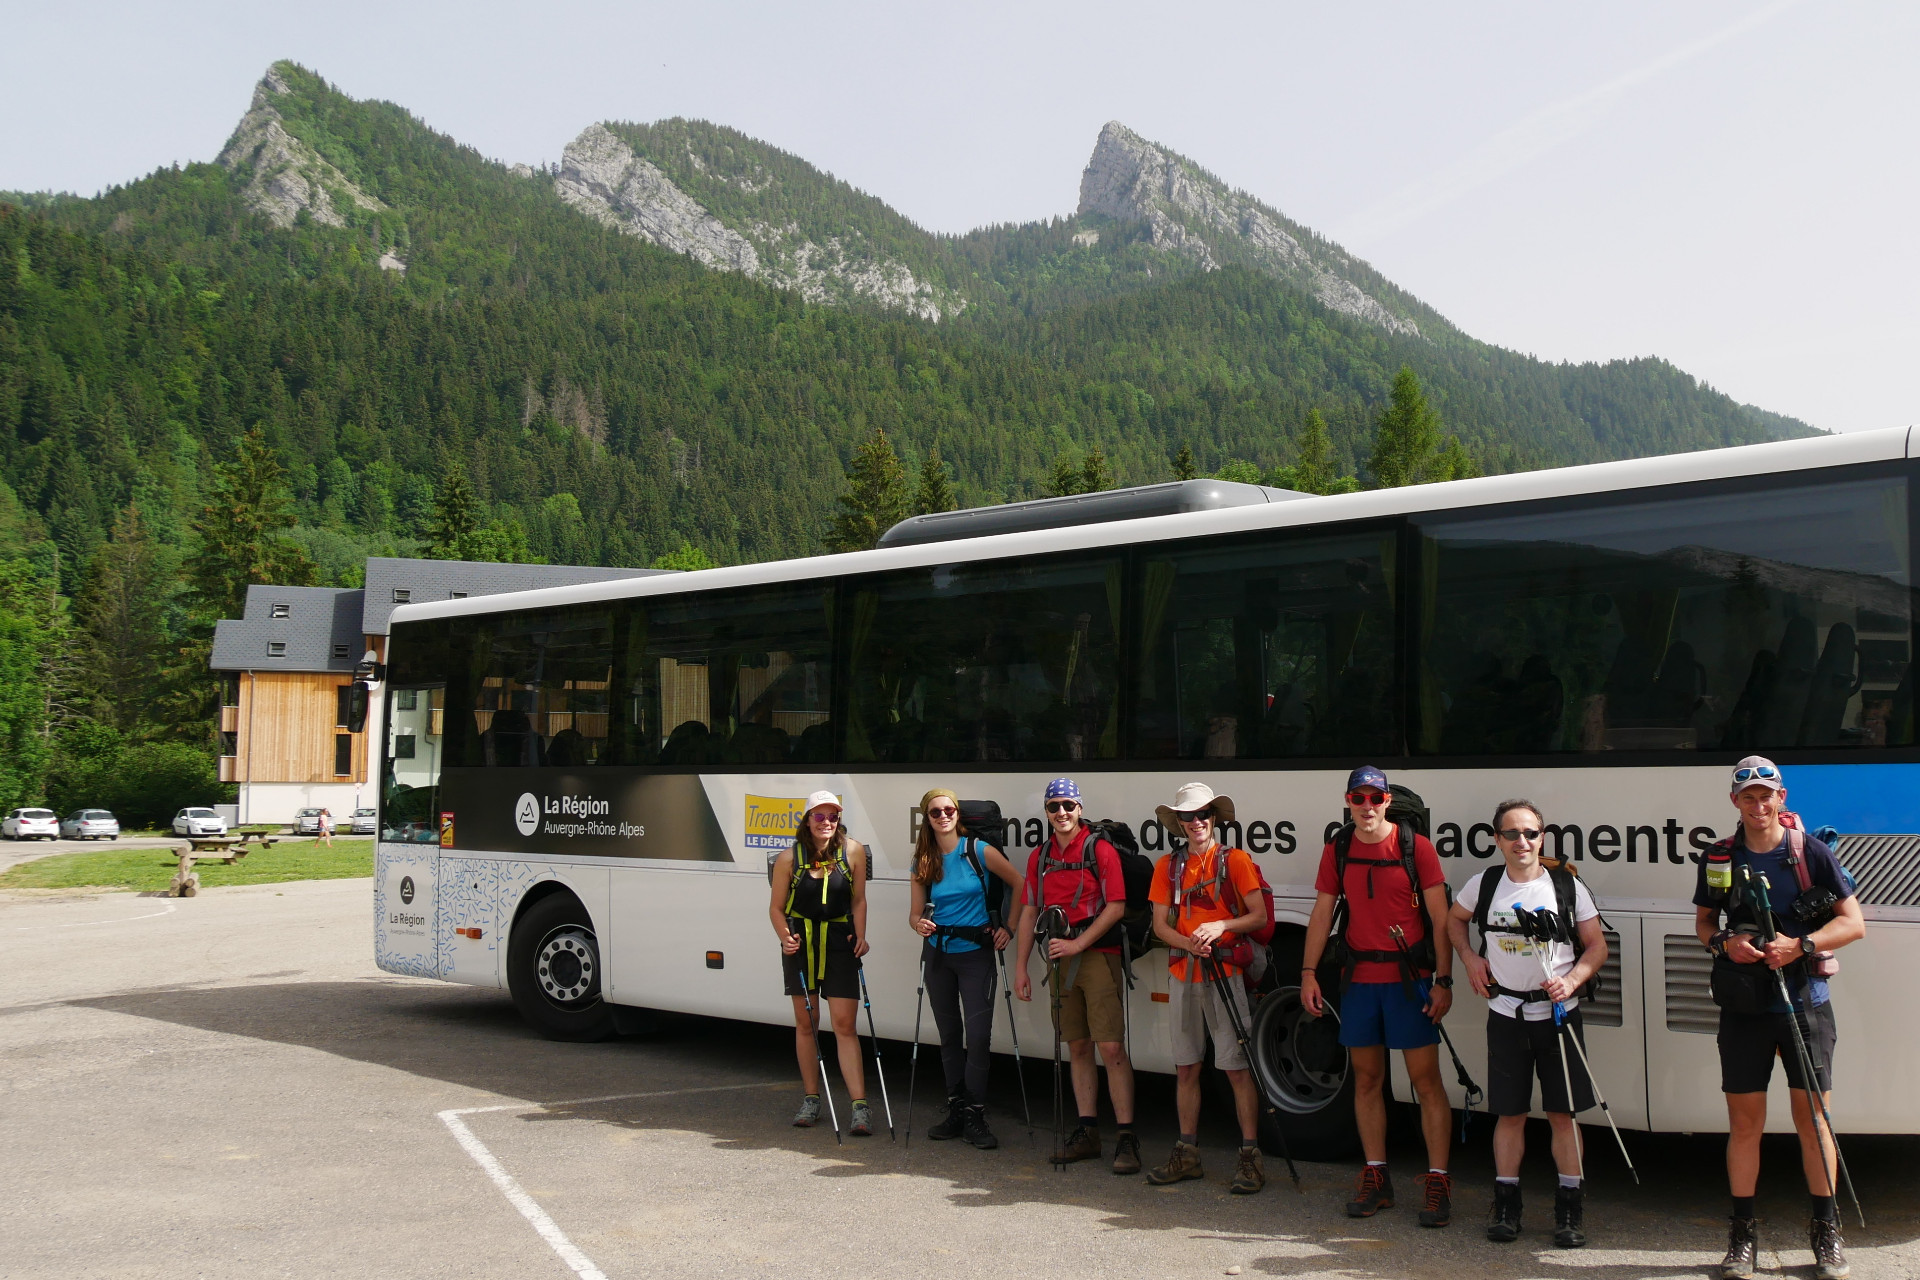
359, 558, 665, 635
210, 586, 365, 673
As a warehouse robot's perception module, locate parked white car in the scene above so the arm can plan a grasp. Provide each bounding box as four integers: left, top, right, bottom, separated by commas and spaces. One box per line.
59, 809, 120, 840
350, 808, 378, 834
3, 808, 59, 840
294, 807, 325, 834
172, 807, 228, 837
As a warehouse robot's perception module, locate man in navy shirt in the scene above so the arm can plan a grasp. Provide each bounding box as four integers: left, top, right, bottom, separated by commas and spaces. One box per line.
1693, 756, 1865, 1280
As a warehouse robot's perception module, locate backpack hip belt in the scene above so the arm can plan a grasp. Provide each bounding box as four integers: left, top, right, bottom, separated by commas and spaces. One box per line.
1487, 980, 1557, 1006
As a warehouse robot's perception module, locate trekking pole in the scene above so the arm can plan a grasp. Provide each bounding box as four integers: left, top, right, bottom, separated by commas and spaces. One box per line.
1387, 926, 1485, 1124
1515, 907, 1583, 1180
904, 940, 929, 1155
856, 966, 895, 1141
1752, 871, 1862, 1226
1520, 907, 1636, 1184
993, 945, 1036, 1135
1201, 951, 1301, 1190
1038, 906, 1070, 1170
802, 974, 842, 1146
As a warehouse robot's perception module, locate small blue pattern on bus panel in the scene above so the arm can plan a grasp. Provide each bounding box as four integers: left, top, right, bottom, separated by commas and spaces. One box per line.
1779, 764, 1920, 836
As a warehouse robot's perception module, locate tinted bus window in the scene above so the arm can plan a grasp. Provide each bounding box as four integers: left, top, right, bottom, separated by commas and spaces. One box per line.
630, 583, 834, 766
1418, 474, 1913, 755
846, 554, 1122, 763
458, 610, 616, 766
1133, 529, 1399, 759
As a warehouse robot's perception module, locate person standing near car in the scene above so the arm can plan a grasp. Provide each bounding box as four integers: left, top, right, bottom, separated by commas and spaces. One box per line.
1300, 766, 1456, 1226
317, 808, 335, 847
909, 787, 1024, 1148
1695, 757, 1864, 1280
1145, 781, 1268, 1194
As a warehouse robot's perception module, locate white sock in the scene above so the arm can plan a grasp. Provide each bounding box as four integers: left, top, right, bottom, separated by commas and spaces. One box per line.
1496, 1176, 1520, 1185
1430, 1168, 1447, 1175
1559, 1175, 1582, 1189
1367, 1160, 1387, 1168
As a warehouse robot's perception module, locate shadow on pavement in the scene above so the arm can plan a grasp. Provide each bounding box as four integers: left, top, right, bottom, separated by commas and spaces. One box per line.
71, 978, 1920, 1277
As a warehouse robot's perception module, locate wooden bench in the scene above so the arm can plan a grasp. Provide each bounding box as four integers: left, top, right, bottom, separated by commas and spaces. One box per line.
166, 832, 281, 897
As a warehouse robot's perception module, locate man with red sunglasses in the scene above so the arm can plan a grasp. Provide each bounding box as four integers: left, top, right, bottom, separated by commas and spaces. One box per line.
1301, 766, 1456, 1226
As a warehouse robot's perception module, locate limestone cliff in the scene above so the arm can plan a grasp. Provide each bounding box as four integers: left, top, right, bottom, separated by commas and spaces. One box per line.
216, 66, 392, 247
1078, 122, 1424, 338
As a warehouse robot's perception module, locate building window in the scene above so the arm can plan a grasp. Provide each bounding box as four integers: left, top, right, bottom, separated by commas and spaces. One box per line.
270, 602, 290, 619
267, 641, 287, 658
218, 673, 240, 707
336, 686, 353, 728
395, 734, 417, 759
219, 731, 237, 756
332, 643, 350, 660
392, 588, 411, 604
334, 734, 353, 776
397, 689, 418, 711
450, 591, 468, 599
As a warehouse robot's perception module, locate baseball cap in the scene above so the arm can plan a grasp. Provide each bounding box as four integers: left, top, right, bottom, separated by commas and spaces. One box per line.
1731, 756, 1784, 793
1044, 777, 1081, 802
1346, 765, 1390, 793
803, 790, 843, 816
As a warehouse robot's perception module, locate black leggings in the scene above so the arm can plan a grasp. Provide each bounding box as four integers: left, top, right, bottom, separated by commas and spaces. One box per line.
925, 945, 996, 1102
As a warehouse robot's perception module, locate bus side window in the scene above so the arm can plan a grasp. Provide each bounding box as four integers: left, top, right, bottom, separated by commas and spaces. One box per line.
1416, 472, 1913, 755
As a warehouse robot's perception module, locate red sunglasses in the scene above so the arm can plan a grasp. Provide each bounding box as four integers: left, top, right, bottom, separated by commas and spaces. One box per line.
1346, 791, 1389, 807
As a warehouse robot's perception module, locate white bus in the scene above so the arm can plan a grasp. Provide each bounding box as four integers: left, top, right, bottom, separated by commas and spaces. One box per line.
374, 426, 1917, 1156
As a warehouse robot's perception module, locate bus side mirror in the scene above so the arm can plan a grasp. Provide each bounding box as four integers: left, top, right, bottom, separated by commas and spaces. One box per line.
347, 682, 370, 733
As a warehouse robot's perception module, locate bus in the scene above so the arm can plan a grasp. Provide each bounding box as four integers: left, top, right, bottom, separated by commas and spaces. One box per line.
374, 425, 1917, 1156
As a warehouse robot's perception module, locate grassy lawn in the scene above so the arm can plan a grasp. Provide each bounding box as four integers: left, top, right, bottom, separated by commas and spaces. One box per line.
0, 839, 374, 892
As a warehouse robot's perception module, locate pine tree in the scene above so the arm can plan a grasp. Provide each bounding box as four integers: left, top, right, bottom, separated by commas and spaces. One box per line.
1368, 366, 1446, 488
1080, 447, 1114, 494
1435, 435, 1481, 482
1274, 408, 1361, 495
425, 460, 480, 558
652, 540, 718, 571
76, 505, 173, 733
1171, 444, 1198, 481
826, 427, 911, 552
185, 428, 317, 620
1043, 455, 1085, 498
913, 447, 958, 516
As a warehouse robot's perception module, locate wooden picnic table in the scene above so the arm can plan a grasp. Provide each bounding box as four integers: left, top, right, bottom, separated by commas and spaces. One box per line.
167, 831, 280, 897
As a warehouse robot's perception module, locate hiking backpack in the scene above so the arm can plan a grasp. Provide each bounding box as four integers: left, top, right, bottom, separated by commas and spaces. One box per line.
1469, 860, 1602, 1000
1323, 783, 1439, 988
1036, 817, 1154, 955
1170, 842, 1278, 982
1705, 810, 1840, 977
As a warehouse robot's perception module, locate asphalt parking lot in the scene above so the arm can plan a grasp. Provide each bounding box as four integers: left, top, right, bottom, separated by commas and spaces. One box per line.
4, 879, 1917, 1280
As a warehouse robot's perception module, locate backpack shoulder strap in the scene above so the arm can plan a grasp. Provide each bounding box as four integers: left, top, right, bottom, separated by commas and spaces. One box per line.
1786, 826, 1812, 892
1332, 823, 1355, 897
1472, 867, 1503, 957
1548, 865, 1578, 936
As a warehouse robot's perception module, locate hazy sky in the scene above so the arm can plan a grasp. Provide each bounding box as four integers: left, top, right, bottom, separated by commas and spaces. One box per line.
4, 1, 1915, 433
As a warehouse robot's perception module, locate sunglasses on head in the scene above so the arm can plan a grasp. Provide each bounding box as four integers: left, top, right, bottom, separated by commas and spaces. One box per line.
1346, 790, 1388, 806
1733, 765, 1780, 783
925, 806, 957, 820
1497, 827, 1543, 842
1175, 808, 1213, 824
1045, 800, 1080, 814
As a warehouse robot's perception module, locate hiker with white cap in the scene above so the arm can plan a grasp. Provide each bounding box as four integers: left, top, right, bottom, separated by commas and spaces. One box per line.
1146, 781, 1269, 1194
769, 790, 875, 1135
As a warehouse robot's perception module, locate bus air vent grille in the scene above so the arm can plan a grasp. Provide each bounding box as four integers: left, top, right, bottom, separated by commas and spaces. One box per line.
1830, 835, 1920, 907
1582, 930, 1624, 1027
1663, 938, 1718, 1035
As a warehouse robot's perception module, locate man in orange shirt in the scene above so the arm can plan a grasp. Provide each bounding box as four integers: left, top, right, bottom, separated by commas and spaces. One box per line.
1146, 782, 1269, 1194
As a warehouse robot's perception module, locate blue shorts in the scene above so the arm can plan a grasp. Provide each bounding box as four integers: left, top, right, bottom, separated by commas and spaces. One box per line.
1338, 980, 1441, 1050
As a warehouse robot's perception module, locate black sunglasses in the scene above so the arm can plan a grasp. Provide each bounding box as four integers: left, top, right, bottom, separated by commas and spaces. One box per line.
1045, 800, 1080, 813
1497, 827, 1543, 842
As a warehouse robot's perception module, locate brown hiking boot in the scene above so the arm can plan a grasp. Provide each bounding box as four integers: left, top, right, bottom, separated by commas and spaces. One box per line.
1146, 1140, 1204, 1185
1346, 1164, 1394, 1217
1810, 1217, 1849, 1280
1051, 1125, 1100, 1165
1720, 1216, 1759, 1280
1111, 1130, 1142, 1175
1418, 1171, 1452, 1227
1230, 1146, 1265, 1195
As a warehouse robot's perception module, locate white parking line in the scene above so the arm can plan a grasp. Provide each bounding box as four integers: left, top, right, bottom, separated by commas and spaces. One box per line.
8, 903, 177, 931
437, 1082, 780, 1280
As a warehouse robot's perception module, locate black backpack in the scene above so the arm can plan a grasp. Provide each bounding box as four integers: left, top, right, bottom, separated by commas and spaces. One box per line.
1036, 817, 1154, 956
1469, 860, 1601, 1001
1324, 784, 1438, 991
957, 799, 1013, 925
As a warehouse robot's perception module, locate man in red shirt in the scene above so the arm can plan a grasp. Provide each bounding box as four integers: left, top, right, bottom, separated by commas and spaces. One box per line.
1014, 777, 1140, 1174
1301, 766, 1457, 1226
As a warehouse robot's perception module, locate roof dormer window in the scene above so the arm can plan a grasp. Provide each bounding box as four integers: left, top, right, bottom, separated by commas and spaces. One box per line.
450, 591, 468, 599
270, 602, 290, 619
332, 643, 351, 660
267, 641, 287, 658
392, 589, 411, 604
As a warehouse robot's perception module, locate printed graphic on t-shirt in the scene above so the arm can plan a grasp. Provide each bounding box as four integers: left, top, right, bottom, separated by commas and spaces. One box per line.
1465, 868, 1597, 1022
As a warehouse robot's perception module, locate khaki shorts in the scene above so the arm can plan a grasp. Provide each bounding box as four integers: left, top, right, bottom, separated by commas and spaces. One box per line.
1052, 950, 1127, 1045
1169, 969, 1250, 1070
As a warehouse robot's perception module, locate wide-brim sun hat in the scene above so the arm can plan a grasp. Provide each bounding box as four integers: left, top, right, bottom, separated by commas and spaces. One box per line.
803, 789, 843, 818
1155, 781, 1235, 828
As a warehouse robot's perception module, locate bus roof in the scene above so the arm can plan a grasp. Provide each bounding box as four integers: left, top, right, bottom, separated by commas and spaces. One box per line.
391, 425, 1914, 626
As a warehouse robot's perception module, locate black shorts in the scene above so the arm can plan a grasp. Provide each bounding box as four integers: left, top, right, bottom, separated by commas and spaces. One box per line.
1487, 1008, 1596, 1116
782, 921, 861, 1001
1718, 1001, 1837, 1094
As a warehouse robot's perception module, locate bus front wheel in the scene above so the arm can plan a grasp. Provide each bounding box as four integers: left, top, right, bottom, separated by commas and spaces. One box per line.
1248, 983, 1359, 1161
508, 892, 616, 1042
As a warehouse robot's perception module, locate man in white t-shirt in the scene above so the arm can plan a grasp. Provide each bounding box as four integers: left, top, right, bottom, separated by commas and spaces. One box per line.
1446, 798, 1607, 1250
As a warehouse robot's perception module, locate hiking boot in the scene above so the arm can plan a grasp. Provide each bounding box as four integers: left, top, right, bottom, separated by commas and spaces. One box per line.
1720, 1216, 1759, 1280
1230, 1146, 1265, 1195
961, 1103, 998, 1150
1146, 1140, 1204, 1185
1346, 1164, 1393, 1217
791, 1095, 822, 1128
927, 1092, 966, 1141
1418, 1171, 1453, 1228
1810, 1217, 1849, 1280
1486, 1182, 1523, 1242
1111, 1130, 1142, 1175
1052, 1125, 1100, 1165
848, 1100, 873, 1137
1554, 1184, 1587, 1248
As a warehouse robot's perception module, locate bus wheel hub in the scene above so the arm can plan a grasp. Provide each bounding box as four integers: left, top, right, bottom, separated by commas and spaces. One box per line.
536, 928, 596, 1004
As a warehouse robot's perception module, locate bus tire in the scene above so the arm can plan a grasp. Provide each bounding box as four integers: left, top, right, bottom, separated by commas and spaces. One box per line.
508, 891, 616, 1043
1247, 981, 1359, 1162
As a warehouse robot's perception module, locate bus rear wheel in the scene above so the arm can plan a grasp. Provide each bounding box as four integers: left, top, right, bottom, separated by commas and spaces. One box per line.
1247, 982, 1359, 1161
508, 892, 616, 1042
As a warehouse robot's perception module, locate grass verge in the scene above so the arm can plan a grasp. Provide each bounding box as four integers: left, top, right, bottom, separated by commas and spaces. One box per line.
0, 839, 374, 892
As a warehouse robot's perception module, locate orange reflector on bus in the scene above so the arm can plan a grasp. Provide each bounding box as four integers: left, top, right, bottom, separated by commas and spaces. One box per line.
455, 927, 482, 940
706, 951, 725, 969
1150, 991, 1169, 1003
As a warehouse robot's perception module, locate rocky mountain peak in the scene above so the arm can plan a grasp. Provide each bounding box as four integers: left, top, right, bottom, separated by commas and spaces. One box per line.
1078, 121, 1421, 337
216, 63, 392, 248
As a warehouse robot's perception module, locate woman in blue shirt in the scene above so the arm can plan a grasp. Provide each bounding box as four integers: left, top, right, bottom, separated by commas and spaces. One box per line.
910, 787, 1024, 1148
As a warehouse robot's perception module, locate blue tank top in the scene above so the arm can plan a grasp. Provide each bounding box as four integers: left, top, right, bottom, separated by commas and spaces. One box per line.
927, 838, 990, 953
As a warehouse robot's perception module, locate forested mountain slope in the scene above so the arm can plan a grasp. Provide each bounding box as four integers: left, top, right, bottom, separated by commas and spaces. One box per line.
2, 60, 1815, 585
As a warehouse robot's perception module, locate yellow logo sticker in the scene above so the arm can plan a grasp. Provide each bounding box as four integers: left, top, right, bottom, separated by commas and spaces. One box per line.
439, 811, 455, 848
744, 794, 835, 852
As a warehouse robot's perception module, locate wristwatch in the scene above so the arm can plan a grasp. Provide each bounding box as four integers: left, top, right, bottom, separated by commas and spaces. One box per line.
1432, 975, 1454, 990
1800, 935, 1819, 957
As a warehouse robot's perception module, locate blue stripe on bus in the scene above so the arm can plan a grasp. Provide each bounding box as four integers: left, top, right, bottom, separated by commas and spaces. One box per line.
1782, 763, 1920, 835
